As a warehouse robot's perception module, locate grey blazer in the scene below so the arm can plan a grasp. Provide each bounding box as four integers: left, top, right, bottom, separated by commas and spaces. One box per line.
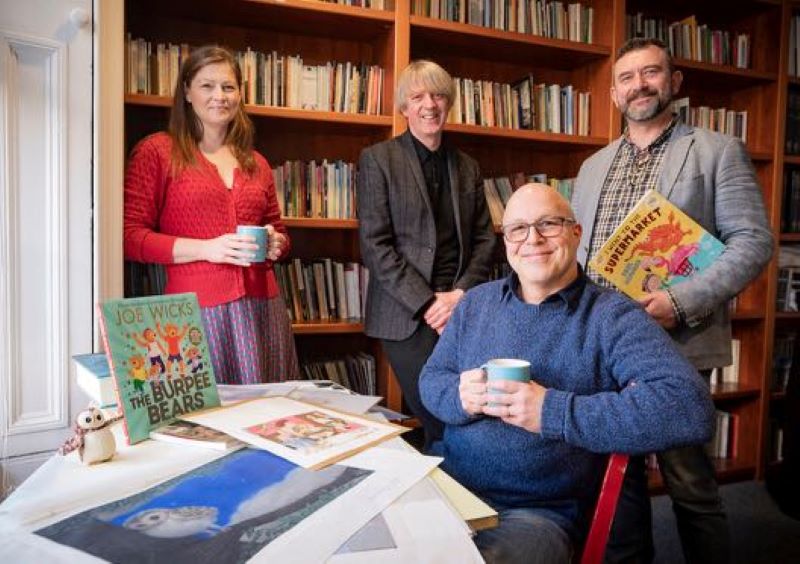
357, 131, 496, 341
572, 122, 773, 369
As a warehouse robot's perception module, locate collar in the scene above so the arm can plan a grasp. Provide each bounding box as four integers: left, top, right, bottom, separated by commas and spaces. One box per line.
410, 131, 446, 163
501, 265, 587, 311
622, 114, 679, 153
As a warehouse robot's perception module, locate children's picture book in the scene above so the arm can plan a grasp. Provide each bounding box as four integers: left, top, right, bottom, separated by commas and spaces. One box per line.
180, 396, 405, 469
35, 448, 372, 563
97, 293, 221, 444
588, 190, 726, 300
149, 420, 245, 452
73, 352, 117, 408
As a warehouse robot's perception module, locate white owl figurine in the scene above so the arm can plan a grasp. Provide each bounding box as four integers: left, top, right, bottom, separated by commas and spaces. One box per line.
59, 407, 118, 465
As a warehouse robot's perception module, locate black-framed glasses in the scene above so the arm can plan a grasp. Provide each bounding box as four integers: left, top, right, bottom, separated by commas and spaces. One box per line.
501, 217, 576, 242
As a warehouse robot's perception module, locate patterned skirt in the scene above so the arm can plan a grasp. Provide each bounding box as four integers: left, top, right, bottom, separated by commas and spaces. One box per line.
201, 295, 299, 384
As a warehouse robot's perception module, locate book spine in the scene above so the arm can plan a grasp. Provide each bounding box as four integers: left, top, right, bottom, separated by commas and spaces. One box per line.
96, 303, 131, 445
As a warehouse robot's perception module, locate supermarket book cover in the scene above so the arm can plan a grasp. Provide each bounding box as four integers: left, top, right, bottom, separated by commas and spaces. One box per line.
97, 292, 220, 444
588, 190, 725, 300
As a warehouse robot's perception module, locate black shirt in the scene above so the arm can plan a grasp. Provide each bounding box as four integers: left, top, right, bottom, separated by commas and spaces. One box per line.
411, 134, 459, 291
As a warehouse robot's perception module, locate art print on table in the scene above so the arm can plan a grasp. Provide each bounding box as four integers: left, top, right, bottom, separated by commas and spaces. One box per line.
181, 396, 405, 469
246, 411, 370, 455
35, 448, 371, 563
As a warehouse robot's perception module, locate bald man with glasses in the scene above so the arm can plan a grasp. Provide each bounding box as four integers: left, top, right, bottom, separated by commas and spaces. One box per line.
419, 184, 714, 564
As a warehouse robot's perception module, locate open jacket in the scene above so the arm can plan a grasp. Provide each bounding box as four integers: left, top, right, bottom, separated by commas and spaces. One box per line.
357, 130, 496, 341
573, 122, 773, 369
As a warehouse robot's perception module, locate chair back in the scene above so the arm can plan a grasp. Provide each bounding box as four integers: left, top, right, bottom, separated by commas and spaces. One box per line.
580, 453, 630, 564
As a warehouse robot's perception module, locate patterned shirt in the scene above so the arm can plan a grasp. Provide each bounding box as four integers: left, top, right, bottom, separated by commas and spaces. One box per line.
587, 117, 679, 287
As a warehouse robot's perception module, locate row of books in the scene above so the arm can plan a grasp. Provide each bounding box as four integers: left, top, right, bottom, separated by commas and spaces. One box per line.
788, 13, 800, 77
769, 418, 784, 463
300, 353, 377, 396
673, 97, 748, 144
273, 159, 357, 220
772, 332, 796, 394
125, 36, 189, 97
708, 339, 741, 387
776, 246, 800, 312
448, 75, 591, 136
412, 0, 594, 44
706, 409, 740, 460
319, 0, 385, 9
274, 259, 368, 323
125, 36, 384, 116
483, 172, 574, 225
785, 88, 800, 155
780, 168, 800, 233
236, 49, 384, 115
626, 13, 751, 69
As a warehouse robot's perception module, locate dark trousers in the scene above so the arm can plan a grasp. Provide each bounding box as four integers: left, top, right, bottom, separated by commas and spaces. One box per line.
382, 323, 444, 452
606, 444, 731, 564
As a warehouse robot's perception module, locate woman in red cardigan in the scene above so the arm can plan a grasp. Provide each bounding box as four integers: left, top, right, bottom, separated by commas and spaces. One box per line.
124, 45, 299, 384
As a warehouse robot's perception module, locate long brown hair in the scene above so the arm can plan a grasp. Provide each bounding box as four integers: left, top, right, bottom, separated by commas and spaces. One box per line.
168, 45, 256, 174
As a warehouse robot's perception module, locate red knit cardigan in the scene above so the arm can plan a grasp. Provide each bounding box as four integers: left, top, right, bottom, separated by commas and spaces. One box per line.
124, 132, 290, 308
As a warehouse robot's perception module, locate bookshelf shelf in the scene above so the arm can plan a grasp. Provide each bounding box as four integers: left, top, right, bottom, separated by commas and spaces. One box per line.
784, 154, 800, 165
779, 232, 800, 242
292, 320, 365, 334
771, 391, 787, 400
125, 95, 393, 128
775, 311, 800, 320
710, 383, 761, 400
444, 123, 607, 147
731, 308, 766, 320
283, 217, 359, 229
750, 150, 773, 162
674, 58, 777, 85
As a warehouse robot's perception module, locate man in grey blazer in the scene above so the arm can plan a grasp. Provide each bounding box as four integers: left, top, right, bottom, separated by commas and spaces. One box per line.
572, 38, 773, 563
357, 61, 496, 450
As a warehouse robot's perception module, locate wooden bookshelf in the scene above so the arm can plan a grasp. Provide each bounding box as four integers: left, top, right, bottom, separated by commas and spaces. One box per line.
120, 0, 793, 484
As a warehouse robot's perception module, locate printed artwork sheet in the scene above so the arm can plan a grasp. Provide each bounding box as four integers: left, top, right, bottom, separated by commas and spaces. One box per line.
180, 396, 405, 469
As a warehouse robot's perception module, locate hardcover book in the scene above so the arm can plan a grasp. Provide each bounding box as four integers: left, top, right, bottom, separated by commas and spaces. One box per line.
149, 420, 244, 451
588, 190, 725, 300
73, 352, 117, 408
97, 293, 221, 444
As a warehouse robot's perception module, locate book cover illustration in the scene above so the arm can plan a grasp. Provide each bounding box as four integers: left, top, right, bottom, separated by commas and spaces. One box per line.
181, 396, 405, 469
246, 410, 370, 456
98, 293, 221, 444
588, 190, 725, 300
149, 420, 244, 452
35, 448, 372, 563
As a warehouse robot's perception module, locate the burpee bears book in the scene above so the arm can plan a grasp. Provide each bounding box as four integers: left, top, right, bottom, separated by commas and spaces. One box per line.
97, 293, 221, 444
588, 190, 726, 300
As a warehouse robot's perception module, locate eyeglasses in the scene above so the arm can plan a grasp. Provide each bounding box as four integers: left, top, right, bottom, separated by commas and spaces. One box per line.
501, 217, 576, 243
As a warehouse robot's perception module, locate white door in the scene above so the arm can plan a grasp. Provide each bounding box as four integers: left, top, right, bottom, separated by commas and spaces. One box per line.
0, 0, 93, 494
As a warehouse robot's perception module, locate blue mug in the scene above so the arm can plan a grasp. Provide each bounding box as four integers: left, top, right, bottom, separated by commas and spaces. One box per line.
237, 225, 268, 263
482, 358, 531, 407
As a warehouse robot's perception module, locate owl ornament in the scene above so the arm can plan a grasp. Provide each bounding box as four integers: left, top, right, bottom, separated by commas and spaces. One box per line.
58, 407, 120, 465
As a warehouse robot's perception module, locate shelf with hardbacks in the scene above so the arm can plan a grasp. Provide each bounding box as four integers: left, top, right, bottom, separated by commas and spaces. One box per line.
120, 0, 788, 484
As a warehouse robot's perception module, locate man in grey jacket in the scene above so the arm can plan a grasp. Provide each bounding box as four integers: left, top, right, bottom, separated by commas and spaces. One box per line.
357, 60, 496, 450
572, 38, 773, 563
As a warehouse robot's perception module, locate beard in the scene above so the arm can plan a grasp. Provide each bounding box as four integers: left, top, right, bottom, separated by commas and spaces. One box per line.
622, 86, 673, 122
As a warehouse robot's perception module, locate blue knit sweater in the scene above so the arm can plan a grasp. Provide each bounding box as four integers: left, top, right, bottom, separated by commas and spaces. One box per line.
419, 272, 714, 538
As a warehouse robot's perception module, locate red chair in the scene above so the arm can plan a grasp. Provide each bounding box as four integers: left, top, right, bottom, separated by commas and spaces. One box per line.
580, 453, 630, 564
